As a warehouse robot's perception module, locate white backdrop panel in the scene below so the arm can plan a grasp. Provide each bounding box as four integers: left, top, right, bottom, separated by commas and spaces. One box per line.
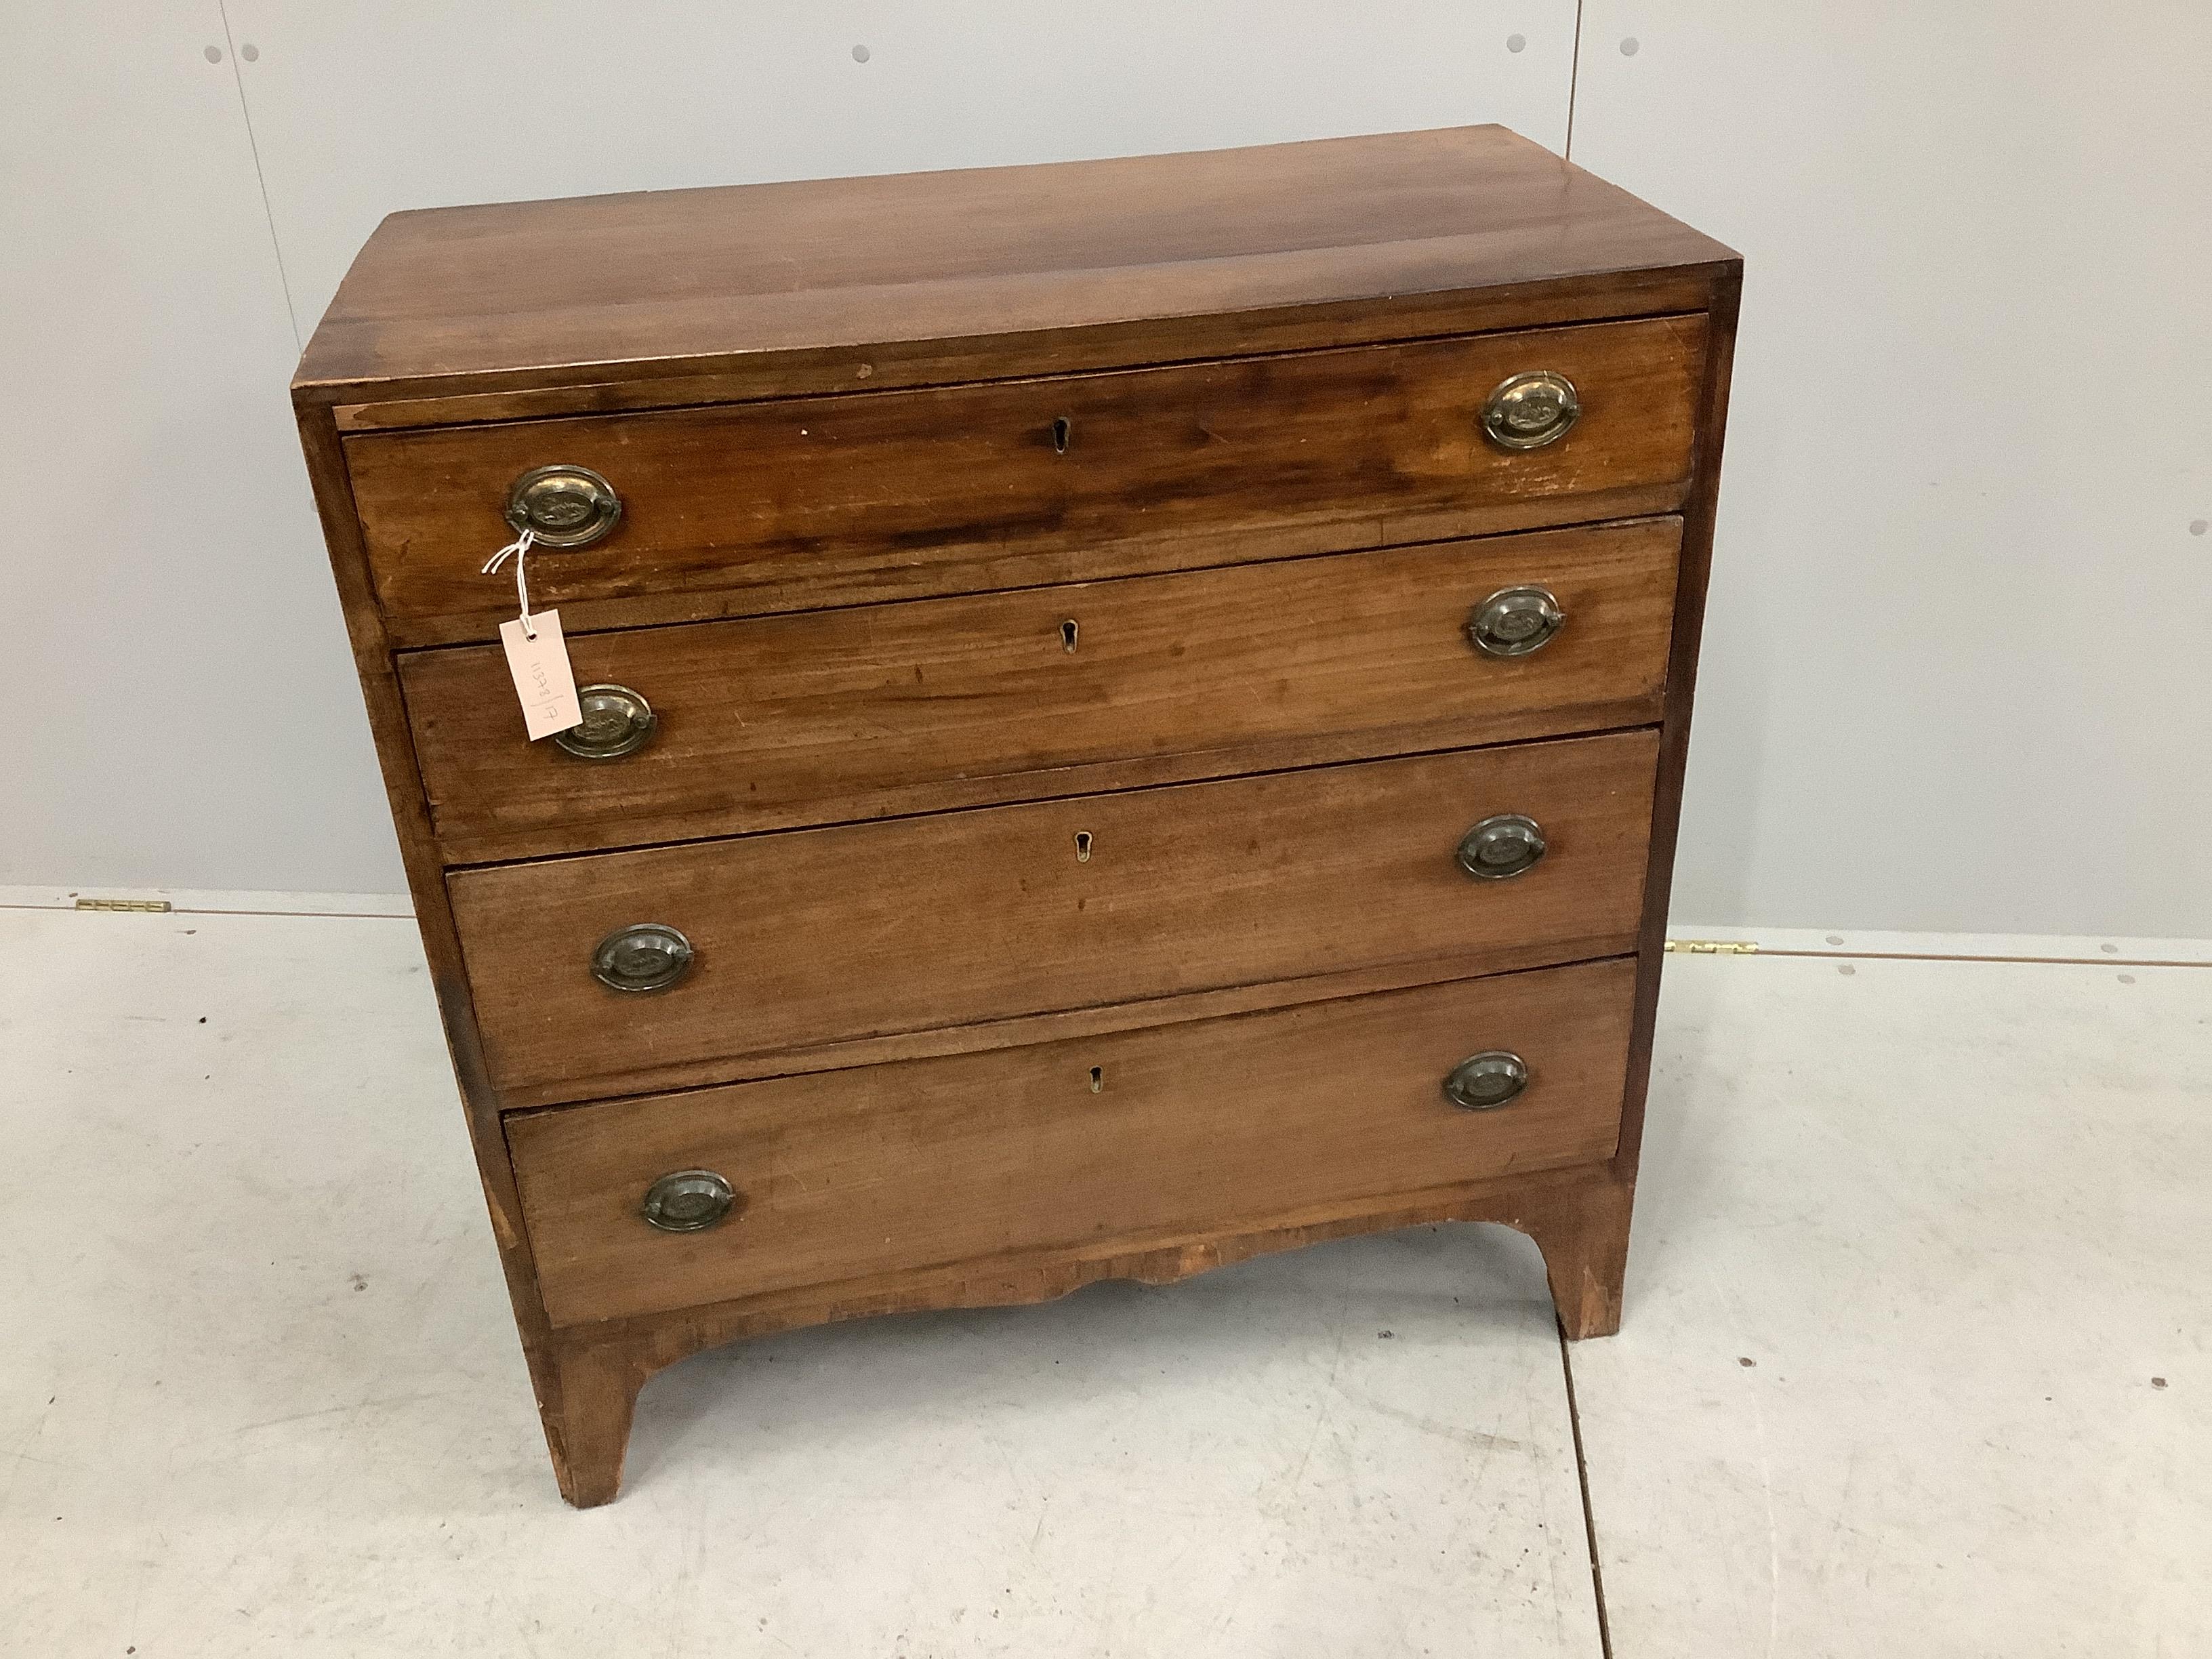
0, 4, 404, 895
224, 1, 1577, 337
13, 4, 2207, 936
1570, 2, 2212, 934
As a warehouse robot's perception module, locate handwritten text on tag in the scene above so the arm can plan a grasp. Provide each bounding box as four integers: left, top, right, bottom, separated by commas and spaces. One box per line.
498, 609, 584, 739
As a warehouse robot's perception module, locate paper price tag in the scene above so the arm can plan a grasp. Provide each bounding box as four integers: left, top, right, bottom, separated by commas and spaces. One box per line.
498, 609, 583, 739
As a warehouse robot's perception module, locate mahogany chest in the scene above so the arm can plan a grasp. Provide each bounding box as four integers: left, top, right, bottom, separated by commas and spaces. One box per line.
293, 125, 1739, 1507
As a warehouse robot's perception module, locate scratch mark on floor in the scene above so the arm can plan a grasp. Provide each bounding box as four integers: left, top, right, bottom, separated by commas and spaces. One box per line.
1338, 1391, 1528, 1452
222, 1391, 468, 1437
1284, 1286, 1354, 1492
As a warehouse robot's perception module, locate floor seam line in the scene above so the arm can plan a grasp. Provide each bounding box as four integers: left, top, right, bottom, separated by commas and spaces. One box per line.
0, 904, 413, 920
1559, 1323, 1615, 1659
1751, 948, 2207, 969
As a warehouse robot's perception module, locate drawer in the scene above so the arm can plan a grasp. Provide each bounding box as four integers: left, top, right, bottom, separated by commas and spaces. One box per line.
449, 730, 1658, 1105
508, 958, 1638, 1328
348, 317, 1708, 644
402, 518, 1682, 861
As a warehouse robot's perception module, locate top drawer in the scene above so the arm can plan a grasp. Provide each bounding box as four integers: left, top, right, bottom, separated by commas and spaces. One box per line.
346, 316, 1708, 644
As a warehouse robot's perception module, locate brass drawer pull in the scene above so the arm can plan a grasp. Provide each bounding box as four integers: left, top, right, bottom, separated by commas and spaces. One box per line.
1480, 370, 1580, 451
1456, 813, 1546, 880
1468, 585, 1565, 657
504, 463, 623, 548
1442, 1050, 1529, 1111
641, 1169, 735, 1232
591, 923, 694, 993
553, 684, 657, 760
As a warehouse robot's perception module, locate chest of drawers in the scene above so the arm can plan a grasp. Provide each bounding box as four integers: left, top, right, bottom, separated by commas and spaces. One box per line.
293, 125, 1739, 1507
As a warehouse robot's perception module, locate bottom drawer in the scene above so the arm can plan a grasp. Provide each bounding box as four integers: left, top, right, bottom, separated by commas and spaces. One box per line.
509, 958, 1637, 1328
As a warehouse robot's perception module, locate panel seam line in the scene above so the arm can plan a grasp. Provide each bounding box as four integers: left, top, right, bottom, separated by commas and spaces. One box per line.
218, 1, 304, 350
1565, 0, 1587, 159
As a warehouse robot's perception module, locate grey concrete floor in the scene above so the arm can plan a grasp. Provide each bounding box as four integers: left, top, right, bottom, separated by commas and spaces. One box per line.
1, 905, 2205, 1656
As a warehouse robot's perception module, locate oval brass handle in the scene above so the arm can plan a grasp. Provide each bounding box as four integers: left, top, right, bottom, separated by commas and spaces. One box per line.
1457, 813, 1547, 880
1443, 1050, 1530, 1111
504, 464, 623, 548
641, 1169, 735, 1233
591, 923, 693, 993
1480, 370, 1581, 451
1468, 586, 1565, 657
553, 684, 657, 761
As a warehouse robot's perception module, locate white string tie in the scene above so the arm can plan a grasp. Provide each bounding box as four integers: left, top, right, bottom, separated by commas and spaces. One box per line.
483, 528, 539, 638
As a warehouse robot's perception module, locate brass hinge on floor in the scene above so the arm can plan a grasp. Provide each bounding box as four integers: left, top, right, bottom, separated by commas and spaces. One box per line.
73, 897, 173, 914
1664, 938, 1759, 955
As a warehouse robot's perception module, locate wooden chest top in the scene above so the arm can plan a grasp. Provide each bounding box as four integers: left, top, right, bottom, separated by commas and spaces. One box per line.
293, 125, 1735, 413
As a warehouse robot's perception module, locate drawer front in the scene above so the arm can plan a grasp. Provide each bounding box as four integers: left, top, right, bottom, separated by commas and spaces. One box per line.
508, 958, 1638, 1328
403, 518, 1681, 861
449, 730, 1658, 1104
349, 317, 1708, 644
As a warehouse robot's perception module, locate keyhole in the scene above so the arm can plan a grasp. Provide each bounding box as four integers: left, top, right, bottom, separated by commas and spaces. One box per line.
1061, 618, 1079, 653
1075, 831, 1093, 863
1050, 415, 1072, 455
1088, 1065, 1103, 1094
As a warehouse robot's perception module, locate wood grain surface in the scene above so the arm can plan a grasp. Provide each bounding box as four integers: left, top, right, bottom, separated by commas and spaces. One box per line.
401, 518, 1681, 861
508, 958, 1637, 1328
449, 731, 1658, 1103
348, 317, 1706, 643
288, 407, 587, 1492
295, 125, 1734, 409
537, 1159, 1638, 1504
1615, 270, 1743, 1185
291, 123, 1741, 1505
